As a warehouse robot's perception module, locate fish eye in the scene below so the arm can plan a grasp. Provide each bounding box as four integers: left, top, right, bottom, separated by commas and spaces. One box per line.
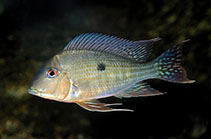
47, 68, 58, 78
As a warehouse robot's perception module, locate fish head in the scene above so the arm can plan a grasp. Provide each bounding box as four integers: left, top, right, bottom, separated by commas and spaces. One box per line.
28, 57, 70, 101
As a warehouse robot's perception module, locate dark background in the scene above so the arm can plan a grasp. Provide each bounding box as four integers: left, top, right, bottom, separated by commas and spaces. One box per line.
0, 0, 210, 138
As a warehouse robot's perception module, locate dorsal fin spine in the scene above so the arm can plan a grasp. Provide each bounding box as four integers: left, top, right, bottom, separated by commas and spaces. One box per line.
94, 35, 108, 51
85, 33, 99, 49
89, 34, 104, 50
64, 33, 161, 62
77, 33, 90, 49
79, 33, 95, 49
84, 34, 98, 49
72, 33, 85, 49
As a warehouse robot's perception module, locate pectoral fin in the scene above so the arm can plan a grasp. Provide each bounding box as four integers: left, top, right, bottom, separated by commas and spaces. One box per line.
77, 100, 133, 112
115, 82, 165, 98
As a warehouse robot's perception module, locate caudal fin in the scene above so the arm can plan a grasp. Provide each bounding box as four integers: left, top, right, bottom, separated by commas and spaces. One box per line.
154, 40, 195, 83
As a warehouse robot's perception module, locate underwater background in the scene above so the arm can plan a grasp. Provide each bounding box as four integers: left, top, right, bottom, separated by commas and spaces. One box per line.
0, 0, 210, 138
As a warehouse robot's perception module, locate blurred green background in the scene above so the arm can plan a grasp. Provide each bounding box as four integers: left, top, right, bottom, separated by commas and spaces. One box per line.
0, 0, 210, 138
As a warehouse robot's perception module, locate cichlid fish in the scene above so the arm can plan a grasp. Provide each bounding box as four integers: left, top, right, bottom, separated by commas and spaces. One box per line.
28, 33, 195, 112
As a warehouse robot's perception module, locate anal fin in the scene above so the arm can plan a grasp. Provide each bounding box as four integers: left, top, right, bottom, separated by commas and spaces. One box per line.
115, 82, 165, 98
77, 100, 133, 112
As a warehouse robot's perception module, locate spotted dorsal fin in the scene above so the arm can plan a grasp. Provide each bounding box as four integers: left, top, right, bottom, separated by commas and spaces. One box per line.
64, 33, 161, 62
77, 99, 133, 112
115, 82, 165, 98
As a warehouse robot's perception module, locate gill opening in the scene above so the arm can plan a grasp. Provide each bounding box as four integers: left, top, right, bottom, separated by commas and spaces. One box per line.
60, 72, 71, 101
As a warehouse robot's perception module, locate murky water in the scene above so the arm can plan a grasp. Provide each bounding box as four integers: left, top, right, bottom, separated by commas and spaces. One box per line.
0, 0, 210, 138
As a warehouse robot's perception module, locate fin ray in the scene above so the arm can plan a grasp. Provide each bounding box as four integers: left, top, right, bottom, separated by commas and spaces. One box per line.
154, 40, 195, 83
64, 33, 161, 62
77, 99, 133, 112
115, 82, 165, 98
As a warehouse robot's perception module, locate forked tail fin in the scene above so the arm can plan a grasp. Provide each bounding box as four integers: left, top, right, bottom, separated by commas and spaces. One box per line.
154, 40, 195, 83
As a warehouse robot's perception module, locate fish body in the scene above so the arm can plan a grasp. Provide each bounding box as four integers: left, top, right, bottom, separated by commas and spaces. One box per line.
56, 50, 156, 101
28, 33, 194, 112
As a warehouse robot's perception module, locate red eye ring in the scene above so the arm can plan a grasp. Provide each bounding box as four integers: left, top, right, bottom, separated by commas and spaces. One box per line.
47, 68, 58, 78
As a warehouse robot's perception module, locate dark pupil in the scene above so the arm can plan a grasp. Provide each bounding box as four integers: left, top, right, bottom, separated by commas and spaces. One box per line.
49, 70, 55, 76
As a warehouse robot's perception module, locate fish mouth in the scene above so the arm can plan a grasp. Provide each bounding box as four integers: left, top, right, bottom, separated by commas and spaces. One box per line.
28, 87, 40, 95
28, 87, 55, 99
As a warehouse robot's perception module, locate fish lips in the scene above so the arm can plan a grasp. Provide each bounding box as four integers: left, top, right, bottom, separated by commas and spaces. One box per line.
28, 87, 40, 95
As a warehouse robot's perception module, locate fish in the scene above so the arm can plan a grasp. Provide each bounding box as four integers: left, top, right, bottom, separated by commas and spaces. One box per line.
28, 33, 195, 112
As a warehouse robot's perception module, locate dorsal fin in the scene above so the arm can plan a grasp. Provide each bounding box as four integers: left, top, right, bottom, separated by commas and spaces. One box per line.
64, 33, 161, 62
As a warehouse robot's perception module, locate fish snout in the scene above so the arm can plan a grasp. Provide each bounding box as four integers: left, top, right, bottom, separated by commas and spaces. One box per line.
28, 87, 40, 95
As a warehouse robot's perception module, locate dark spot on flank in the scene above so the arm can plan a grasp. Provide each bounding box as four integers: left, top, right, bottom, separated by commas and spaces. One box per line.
97, 63, 106, 71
